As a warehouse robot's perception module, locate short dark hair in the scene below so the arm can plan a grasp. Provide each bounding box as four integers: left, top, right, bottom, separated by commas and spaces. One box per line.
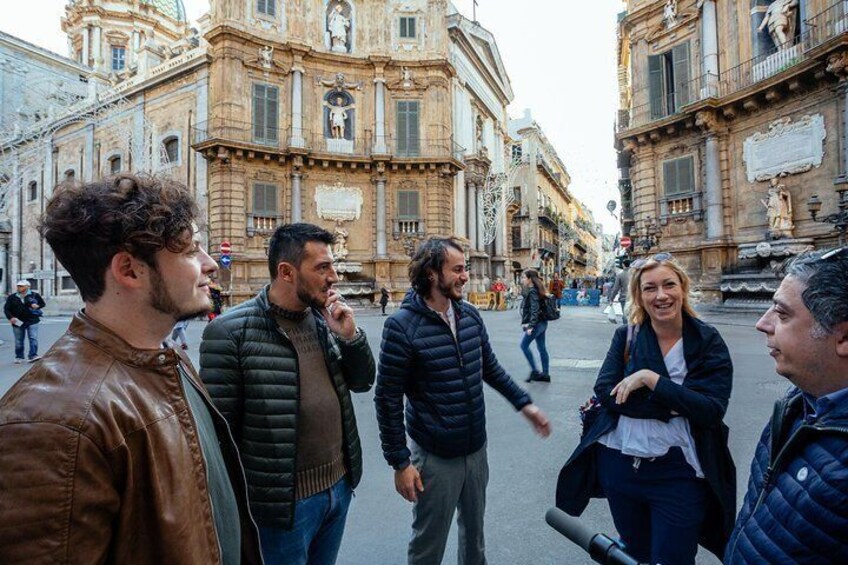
408, 237, 465, 297
38, 174, 197, 302
785, 248, 848, 335
267, 223, 335, 279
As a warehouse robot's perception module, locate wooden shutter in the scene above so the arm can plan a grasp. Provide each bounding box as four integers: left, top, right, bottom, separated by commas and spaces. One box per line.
253, 84, 278, 144
679, 156, 694, 194
396, 101, 420, 156
663, 160, 678, 196
672, 42, 691, 111
253, 183, 277, 215
398, 191, 419, 218
648, 55, 665, 119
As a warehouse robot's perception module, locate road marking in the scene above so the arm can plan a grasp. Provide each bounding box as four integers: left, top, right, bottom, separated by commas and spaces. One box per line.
550, 359, 603, 369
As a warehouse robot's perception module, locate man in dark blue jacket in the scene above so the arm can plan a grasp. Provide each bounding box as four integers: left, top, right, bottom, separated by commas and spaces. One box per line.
725, 247, 848, 563
375, 237, 550, 565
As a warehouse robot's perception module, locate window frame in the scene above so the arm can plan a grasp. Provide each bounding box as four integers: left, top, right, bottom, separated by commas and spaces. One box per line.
397, 190, 420, 220
108, 154, 122, 175
648, 41, 690, 120
252, 182, 279, 217
662, 155, 695, 197
399, 16, 417, 39
111, 45, 126, 72
395, 100, 421, 157
27, 181, 37, 202
252, 83, 280, 146
163, 137, 180, 165
257, 0, 276, 18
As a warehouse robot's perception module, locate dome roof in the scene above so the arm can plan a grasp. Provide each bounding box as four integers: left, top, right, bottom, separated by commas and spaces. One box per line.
142, 0, 187, 23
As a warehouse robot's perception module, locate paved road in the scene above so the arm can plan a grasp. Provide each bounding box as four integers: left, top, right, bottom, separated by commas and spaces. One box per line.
0, 305, 785, 564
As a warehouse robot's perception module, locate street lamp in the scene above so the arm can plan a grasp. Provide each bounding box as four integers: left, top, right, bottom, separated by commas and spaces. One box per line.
807, 189, 848, 244
637, 216, 662, 252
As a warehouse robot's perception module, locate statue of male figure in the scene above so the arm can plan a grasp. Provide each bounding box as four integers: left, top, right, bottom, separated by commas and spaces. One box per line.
758, 0, 800, 49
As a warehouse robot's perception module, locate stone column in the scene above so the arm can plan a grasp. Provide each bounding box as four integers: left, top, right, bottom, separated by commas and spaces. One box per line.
705, 134, 723, 239
84, 124, 94, 182
701, 0, 719, 97
92, 26, 102, 73
373, 78, 388, 154
455, 170, 466, 238
291, 172, 303, 222
466, 181, 477, 249
375, 177, 387, 257
290, 66, 304, 148
82, 26, 90, 67
841, 81, 848, 179
476, 186, 486, 253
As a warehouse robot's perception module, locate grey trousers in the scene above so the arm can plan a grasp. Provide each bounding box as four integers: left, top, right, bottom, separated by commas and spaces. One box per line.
408, 441, 489, 565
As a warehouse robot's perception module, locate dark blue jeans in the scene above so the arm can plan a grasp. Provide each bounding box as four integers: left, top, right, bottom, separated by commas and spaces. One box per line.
258, 477, 353, 565
596, 444, 709, 565
520, 320, 549, 374
12, 323, 39, 360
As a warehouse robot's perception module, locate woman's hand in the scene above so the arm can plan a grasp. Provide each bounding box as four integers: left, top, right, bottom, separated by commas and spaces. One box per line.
610, 369, 661, 405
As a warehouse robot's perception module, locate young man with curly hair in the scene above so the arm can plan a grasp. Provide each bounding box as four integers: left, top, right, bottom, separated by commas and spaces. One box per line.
0, 175, 262, 564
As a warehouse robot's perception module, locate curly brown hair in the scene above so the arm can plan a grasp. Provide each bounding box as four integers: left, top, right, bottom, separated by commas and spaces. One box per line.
408, 237, 465, 297
38, 174, 198, 302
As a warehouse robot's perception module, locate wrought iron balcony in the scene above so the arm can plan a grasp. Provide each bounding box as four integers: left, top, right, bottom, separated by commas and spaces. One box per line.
617, 0, 848, 133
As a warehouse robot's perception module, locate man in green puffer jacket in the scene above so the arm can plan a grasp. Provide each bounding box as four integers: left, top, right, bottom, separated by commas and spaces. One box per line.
200, 223, 375, 565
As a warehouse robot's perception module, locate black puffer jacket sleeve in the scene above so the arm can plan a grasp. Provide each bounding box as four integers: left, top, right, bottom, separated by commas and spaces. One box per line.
335, 329, 376, 392
473, 310, 531, 411
374, 317, 414, 469
199, 319, 244, 441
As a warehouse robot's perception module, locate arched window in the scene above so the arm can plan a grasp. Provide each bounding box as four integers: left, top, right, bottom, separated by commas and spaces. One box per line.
163, 136, 180, 164
64, 170, 75, 182
28, 181, 37, 202
108, 155, 122, 174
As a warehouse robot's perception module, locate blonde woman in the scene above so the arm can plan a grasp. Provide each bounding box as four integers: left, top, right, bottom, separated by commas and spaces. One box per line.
556, 253, 736, 564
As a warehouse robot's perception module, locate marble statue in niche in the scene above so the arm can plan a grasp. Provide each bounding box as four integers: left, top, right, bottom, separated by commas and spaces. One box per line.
327, 95, 353, 139
259, 45, 273, 69
327, 3, 351, 53
761, 176, 795, 238
663, 0, 678, 29
758, 0, 799, 49
333, 221, 350, 260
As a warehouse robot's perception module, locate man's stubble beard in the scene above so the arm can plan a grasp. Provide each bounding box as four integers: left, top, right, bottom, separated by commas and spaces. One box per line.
296, 275, 329, 310
148, 267, 210, 322
437, 274, 462, 301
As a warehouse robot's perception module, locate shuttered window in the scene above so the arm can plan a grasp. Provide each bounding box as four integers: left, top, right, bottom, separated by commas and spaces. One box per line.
253, 84, 279, 145
253, 183, 278, 216
257, 0, 275, 17
648, 41, 690, 120
397, 190, 420, 219
396, 100, 420, 156
663, 156, 695, 196
400, 17, 416, 39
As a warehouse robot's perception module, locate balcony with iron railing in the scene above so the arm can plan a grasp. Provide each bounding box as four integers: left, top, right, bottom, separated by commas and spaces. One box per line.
617, 0, 848, 133
192, 119, 465, 163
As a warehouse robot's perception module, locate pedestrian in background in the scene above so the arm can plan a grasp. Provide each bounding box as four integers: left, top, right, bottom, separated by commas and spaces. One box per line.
4, 279, 46, 363
171, 319, 189, 350
375, 237, 550, 565
725, 248, 848, 563
201, 223, 375, 565
608, 258, 631, 324
549, 271, 565, 301
557, 253, 736, 564
380, 286, 390, 315
521, 269, 551, 383
0, 174, 262, 563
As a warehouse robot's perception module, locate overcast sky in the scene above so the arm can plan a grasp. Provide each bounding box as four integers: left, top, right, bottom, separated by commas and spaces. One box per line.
2, 0, 622, 234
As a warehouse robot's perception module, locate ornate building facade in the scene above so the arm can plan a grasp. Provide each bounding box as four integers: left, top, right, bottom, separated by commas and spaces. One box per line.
1, 0, 526, 309
617, 0, 848, 306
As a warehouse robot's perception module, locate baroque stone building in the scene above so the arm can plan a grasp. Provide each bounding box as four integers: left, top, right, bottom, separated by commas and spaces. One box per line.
616, 0, 848, 306
1, 0, 526, 309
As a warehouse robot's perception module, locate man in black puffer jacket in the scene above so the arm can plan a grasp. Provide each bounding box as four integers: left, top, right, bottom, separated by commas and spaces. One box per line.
375, 237, 551, 565
200, 223, 375, 565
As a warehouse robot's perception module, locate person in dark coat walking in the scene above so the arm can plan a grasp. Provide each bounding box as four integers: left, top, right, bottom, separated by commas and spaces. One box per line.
4, 280, 46, 363
375, 237, 550, 565
520, 269, 551, 383
380, 286, 390, 315
725, 248, 848, 563
556, 253, 735, 564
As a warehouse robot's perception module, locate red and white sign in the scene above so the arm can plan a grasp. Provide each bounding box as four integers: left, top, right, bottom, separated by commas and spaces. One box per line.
619, 236, 632, 249
220, 241, 232, 255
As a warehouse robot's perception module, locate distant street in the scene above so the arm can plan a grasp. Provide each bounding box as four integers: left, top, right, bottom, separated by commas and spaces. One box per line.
0, 305, 784, 564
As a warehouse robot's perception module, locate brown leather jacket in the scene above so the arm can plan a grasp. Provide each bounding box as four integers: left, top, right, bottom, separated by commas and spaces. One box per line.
0, 312, 263, 564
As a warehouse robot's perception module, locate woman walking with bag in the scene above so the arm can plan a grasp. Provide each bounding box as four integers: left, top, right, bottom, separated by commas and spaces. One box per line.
556, 254, 736, 564
520, 269, 550, 383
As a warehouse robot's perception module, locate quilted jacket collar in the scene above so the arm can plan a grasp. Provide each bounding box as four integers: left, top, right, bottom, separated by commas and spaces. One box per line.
400, 289, 464, 321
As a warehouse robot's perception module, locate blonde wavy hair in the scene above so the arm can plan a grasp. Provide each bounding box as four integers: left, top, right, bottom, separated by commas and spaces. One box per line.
627, 254, 698, 325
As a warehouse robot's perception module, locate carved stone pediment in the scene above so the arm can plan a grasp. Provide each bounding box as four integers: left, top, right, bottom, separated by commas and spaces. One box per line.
317, 73, 362, 91
386, 67, 428, 91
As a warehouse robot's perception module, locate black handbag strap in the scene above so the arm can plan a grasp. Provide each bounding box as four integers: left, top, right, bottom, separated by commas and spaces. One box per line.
623, 324, 639, 365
